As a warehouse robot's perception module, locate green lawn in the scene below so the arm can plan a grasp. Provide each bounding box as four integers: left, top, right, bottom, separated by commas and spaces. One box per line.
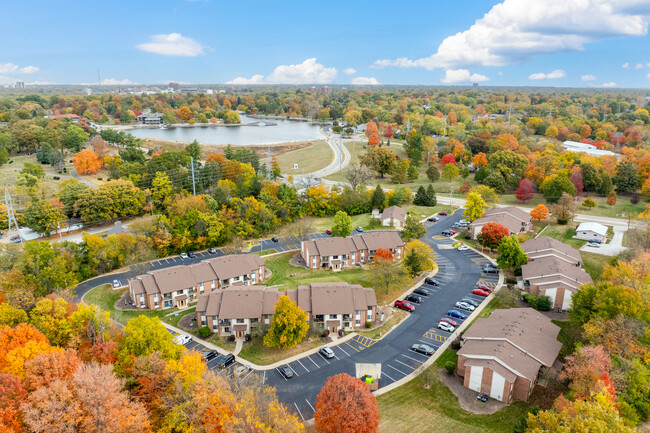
237, 336, 323, 365
276, 140, 333, 175
84, 283, 190, 325
540, 223, 586, 249
580, 251, 612, 280
377, 349, 531, 433
357, 309, 408, 339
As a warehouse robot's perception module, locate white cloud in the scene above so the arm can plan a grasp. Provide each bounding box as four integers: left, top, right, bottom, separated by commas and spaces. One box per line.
344, 68, 357, 75
351, 76, 379, 85
646, 62, 650, 67
602, 81, 617, 87
441, 69, 489, 84
528, 69, 566, 80
622, 62, 630, 69
136, 33, 206, 56
373, 0, 650, 70
581, 74, 597, 81
646, 73, 650, 79
226, 58, 337, 85
0, 63, 39, 74
636, 63, 644, 69
0, 76, 16, 85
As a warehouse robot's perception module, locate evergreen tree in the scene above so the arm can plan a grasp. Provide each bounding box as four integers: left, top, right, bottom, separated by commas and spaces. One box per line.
426, 184, 437, 206
371, 185, 386, 210
414, 186, 428, 206
598, 171, 614, 196
475, 166, 489, 183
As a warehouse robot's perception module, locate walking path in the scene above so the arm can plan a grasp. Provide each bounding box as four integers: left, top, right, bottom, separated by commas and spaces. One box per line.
294, 132, 351, 180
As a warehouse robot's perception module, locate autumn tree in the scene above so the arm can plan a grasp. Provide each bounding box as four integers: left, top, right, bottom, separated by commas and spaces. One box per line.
343, 164, 373, 189
441, 163, 459, 182
264, 295, 309, 348
471, 152, 488, 168
561, 345, 614, 398
552, 192, 576, 225
373, 248, 393, 261
24, 349, 81, 392
404, 240, 436, 277
477, 222, 509, 250
0, 302, 28, 327
530, 204, 549, 222
0, 323, 55, 379
24, 198, 66, 236
75, 180, 146, 224
178, 106, 192, 121
582, 197, 597, 210
0, 373, 27, 432
400, 213, 427, 242
515, 178, 534, 203
315, 373, 380, 433
440, 153, 456, 166
369, 258, 409, 295
365, 121, 378, 138
73, 149, 102, 175
473, 185, 499, 206
368, 132, 380, 147
496, 234, 528, 270
463, 191, 487, 221
360, 147, 396, 178
118, 316, 181, 370
332, 211, 353, 237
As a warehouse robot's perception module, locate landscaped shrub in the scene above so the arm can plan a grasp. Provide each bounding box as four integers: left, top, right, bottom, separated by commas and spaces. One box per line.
338, 329, 345, 337
523, 294, 552, 311
227, 335, 236, 342
444, 361, 456, 375
97, 177, 102, 181
245, 333, 251, 341
365, 321, 373, 328
197, 326, 211, 338
450, 340, 461, 350
322, 329, 330, 338
53, 176, 60, 180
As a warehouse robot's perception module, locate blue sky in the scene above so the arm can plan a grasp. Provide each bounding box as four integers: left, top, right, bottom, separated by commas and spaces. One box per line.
2, 0, 650, 88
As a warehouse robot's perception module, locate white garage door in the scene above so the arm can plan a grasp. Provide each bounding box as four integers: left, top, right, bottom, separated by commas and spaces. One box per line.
468, 366, 483, 392
544, 288, 557, 307
490, 372, 505, 401
562, 290, 573, 310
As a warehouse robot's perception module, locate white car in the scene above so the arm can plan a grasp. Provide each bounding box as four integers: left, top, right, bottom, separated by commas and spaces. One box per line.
173, 333, 192, 345
456, 301, 475, 311
112, 279, 120, 288
438, 321, 455, 332
180, 253, 189, 259
586, 241, 600, 248
457, 245, 470, 251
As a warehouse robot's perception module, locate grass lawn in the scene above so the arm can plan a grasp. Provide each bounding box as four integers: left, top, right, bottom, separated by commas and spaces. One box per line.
357, 309, 408, 339
237, 336, 323, 365
580, 251, 612, 280
377, 349, 531, 433
84, 283, 188, 325
276, 140, 333, 175
539, 222, 586, 249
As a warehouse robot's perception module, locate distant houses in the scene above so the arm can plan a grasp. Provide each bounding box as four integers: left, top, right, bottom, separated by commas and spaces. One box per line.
301, 232, 405, 271
457, 308, 562, 403
469, 207, 533, 240
372, 206, 407, 230
137, 112, 163, 125
575, 222, 608, 243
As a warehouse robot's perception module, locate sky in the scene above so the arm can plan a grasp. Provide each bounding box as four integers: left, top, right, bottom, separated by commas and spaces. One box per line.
2, 0, 650, 88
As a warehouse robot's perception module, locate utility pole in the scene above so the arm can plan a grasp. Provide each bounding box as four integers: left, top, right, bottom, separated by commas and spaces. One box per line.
339, 134, 342, 172
190, 157, 196, 196
443, 116, 447, 136
4, 188, 22, 244
508, 106, 512, 125
449, 189, 452, 213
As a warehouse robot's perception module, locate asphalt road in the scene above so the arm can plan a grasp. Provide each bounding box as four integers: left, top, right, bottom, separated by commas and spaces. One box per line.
164, 209, 498, 422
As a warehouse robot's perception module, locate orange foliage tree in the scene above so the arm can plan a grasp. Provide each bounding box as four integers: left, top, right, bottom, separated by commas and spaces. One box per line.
178, 106, 192, 121
373, 248, 393, 262
0, 323, 55, 379
477, 222, 509, 250
73, 149, 102, 175
471, 152, 487, 167
368, 132, 380, 147
0, 373, 27, 433
315, 373, 380, 433
530, 204, 550, 221
365, 121, 378, 138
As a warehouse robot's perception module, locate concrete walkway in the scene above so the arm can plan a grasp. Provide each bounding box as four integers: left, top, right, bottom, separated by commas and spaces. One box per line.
233, 338, 243, 356
70, 168, 99, 189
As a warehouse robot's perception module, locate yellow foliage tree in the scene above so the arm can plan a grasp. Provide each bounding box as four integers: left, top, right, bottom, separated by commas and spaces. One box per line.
264, 295, 309, 349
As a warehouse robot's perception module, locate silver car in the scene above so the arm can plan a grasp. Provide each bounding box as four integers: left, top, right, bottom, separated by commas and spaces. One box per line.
319, 346, 335, 359
455, 301, 475, 311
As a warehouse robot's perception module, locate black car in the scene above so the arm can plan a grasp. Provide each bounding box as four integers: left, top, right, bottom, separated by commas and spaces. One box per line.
441, 230, 453, 236
427, 216, 439, 222
204, 350, 218, 361
483, 265, 499, 274
208, 247, 217, 254
188, 251, 196, 258
477, 392, 489, 403
279, 366, 294, 379
405, 294, 423, 304
425, 277, 439, 286
414, 287, 431, 296
216, 354, 236, 369
271, 237, 279, 242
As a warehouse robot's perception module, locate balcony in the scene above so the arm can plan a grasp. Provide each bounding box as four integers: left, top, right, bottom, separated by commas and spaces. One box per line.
342, 314, 352, 321
314, 315, 324, 323
219, 319, 232, 326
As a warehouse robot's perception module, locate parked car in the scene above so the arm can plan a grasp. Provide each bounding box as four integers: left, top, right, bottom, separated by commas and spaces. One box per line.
411, 343, 435, 355
279, 366, 294, 379
456, 301, 475, 311
173, 334, 192, 345
208, 247, 217, 254
477, 392, 489, 402
425, 277, 439, 286
405, 294, 423, 304
414, 287, 432, 296
440, 317, 458, 327
10, 235, 20, 243
483, 264, 499, 273
477, 283, 493, 292
180, 253, 189, 259
473, 288, 490, 297
112, 279, 120, 288
234, 365, 249, 377
449, 229, 456, 234
326, 229, 332, 235
438, 211, 448, 216
319, 346, 335, 359
457, 245, 470, 251
204, 350, 218, 361
441, 230, 453, 236
271, 237, 279, 242
588, 238, 602, 244
587, 241, 600, 248
438, 321, 455, 332
188, 251, 196, 258
462, 298, 479, 308
216, 354, 236, 369
427, 216, 439, 222
355, 227, 364, 232
447, 310, 467, 319
394, 300, 415, 311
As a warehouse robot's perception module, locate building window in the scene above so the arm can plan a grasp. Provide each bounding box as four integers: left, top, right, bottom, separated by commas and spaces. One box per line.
330, 314, 337, 319
177, 290, 183, 295
236, 319, 245, 324
164, 301, 172, 308
224, 327, 230, 333
356, 320, 361, 326
211, 280, 215, 289
251, 318, 259, 323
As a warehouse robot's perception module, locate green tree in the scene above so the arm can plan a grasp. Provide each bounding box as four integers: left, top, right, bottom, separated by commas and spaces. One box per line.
598, 171, 614, 196
332, 211, 353, 237
426, 184, 437, 206
483, 171, 507, 193
151, 172, 173, 209
582, 197, 597, 210
75, 180, 146, 223
371, 185, 386, 210
463, 191, 487, 221
487, 150, 529, 187
613, 161, 640, 194
21, 162, 45, 179
541, 175, 577, 203
407, 164, 419, 181
118, 316, 182, 369
184, 140, 201, 161
392, 159, 410, 184
426, 165, 440, 182
62, 124, 89, 153
441, 163, 459, 182
401, 213, 427, 241
581, 163, 601, 193
24, 199, 66, 236
263, 295, 309, 349
58, 178, 88, 218
360, 147, 396, 178
496, 234, 528, 270
369, 259, 409, 294
413, 186, 428, 206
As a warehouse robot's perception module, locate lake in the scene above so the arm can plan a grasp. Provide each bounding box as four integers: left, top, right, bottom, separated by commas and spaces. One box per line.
125, 116, 324, 145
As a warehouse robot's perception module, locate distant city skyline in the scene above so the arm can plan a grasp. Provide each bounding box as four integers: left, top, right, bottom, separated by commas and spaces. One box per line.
2, 0, 650, 88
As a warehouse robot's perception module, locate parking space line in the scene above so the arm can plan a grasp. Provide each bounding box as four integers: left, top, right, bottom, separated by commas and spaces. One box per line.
294, 403, 305, 421
263, 371, 266, 384
296, 359, 309, 373
240, 370, 254, 383
418, 339, 434, 345
317, 353, 331, 364
337, 344, 350, 357
345, 341, 360, 352
288, 365, 299, 376
308, 356, 320, 368
305, 400, 315, 412
275, 367, 287, 381
382, 372, 396, 382
394, 359, 417, 371
402, 354, 424, 364
386, 364, 408, 376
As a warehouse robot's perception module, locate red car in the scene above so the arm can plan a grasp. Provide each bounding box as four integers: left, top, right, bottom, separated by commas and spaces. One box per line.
394, 300, 415, 312
440, 317, 458, 327
477, 283, 493, 292
473, 288, 490, 297
325, 229, 332, 235
438, 211, 448, 216
449, 229, 456, 234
